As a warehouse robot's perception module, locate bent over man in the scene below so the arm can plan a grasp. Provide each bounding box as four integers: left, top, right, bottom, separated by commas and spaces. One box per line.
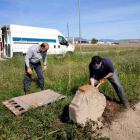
24, 42, 49, 95
89, 56, 130, 108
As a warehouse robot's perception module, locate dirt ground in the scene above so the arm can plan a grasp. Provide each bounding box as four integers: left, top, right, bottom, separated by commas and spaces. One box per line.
99, 101, 140, 140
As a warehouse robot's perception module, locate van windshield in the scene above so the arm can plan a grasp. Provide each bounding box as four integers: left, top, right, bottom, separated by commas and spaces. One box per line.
58, 36, 67, 45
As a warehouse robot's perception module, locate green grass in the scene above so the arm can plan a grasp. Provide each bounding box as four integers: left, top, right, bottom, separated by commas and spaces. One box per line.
0, 46, 140, 139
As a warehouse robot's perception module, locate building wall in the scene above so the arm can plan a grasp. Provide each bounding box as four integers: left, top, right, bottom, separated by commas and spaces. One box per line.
119, 39, 140, 45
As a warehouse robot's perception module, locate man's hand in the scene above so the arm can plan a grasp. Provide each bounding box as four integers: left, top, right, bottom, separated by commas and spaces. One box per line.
43, 65, 47, 72
27, 67, 32, 74
99, 78, 106, 84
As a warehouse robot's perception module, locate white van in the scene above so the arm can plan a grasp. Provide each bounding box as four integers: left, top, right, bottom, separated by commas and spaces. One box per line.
0, 30, 2, 56
1, 24, 74, 58
0, 31, 1, 42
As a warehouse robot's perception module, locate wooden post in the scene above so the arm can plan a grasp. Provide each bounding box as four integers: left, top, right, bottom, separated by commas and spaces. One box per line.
69, 62, 71, 86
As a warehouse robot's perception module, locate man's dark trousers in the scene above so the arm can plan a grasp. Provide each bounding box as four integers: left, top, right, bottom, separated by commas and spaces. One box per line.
93, 71, 128, 104
24, 61, 44, 92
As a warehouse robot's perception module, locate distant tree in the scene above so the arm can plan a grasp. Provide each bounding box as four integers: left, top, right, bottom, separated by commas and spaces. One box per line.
91, 38, 98, 44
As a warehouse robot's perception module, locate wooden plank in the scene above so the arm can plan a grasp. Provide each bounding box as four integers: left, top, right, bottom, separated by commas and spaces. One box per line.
5, 102, 17, 106
7, 104, 19, 108
3, 100, 25, 116
14, 110, 27, 116
2, 99, 13, 105
10, 107, 23, 112
9, 106, 16, 110
6, 103, 17, 107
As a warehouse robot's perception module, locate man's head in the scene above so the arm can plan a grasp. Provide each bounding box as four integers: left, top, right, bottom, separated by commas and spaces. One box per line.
39, 42, 49, 53
91, 56, 102, 70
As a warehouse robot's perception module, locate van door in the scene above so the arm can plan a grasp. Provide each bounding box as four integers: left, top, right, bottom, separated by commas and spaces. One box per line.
58, 36, 67, 54
2, 27, 11, 58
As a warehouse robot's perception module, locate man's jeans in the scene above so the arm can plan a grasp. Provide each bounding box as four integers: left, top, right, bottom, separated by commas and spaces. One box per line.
24, 61, 44, 92
93, 71, 128, 104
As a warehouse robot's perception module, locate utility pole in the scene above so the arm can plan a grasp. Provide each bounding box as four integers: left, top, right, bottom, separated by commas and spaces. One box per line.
67, 22, 69, 42
79, 0, 82, 52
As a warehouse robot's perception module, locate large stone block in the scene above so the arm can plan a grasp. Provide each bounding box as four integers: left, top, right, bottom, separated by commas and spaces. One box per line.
69, 84, 106, 126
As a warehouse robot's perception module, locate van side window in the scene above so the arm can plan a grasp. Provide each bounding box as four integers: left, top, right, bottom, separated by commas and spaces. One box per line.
63, 37, 67, 44
58, 36, 67, 45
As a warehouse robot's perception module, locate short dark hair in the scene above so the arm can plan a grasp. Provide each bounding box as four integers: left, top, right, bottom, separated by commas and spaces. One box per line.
91, 56, 101, 65
41, 43, 46, 48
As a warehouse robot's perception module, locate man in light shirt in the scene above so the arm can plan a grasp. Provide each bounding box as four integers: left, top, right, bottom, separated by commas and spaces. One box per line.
24, 42, 49, 95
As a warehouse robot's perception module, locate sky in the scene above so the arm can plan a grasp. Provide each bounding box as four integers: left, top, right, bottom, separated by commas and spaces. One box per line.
0, 0, 140, 40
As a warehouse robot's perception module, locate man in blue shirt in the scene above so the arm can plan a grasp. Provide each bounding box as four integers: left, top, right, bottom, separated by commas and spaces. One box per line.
24, 42, 49, 95
89, 56, 130, 108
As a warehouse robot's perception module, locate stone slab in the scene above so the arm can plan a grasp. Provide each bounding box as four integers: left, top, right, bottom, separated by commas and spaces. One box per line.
2, 89, 66, 116
69, 84, 106, 126
12, 89, 66, 110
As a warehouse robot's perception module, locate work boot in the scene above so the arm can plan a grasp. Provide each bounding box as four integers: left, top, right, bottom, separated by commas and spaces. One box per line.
124, 102, 130, 109
25, 92, 29, 95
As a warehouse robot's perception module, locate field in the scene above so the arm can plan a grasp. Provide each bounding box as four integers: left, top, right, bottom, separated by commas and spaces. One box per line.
0, 45, 140, 139
75, 44, 140, 52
